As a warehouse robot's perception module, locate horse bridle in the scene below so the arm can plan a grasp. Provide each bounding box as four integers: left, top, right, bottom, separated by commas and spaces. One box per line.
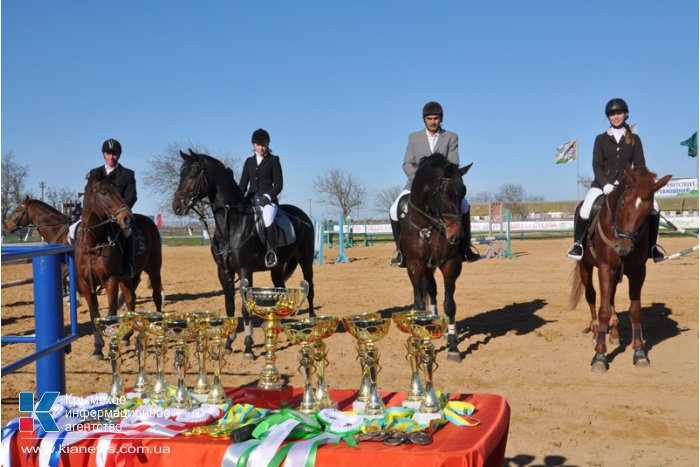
607, 183, 645, 241
175, 162, 210, 216
83, 184, 131, 230
9, 202, 31, 229
408, 177, 463, 240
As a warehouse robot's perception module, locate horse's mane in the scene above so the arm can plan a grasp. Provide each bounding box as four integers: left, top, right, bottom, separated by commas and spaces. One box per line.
26, 198, 66, 219
617, 165, 658, 199
415, 153, 460, 183
185, 150, 246, 199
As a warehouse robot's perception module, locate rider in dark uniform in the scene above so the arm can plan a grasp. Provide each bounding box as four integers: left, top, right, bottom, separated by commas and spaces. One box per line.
86, 138, 140, 277
567, 99, 664, 262
239, 129, 283, 268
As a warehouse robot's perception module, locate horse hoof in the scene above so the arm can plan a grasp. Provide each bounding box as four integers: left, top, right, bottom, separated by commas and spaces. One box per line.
92, 352, 105, 361
243, 352, 255, 361
224, 346, 233, 354
634, 357, 650, 368
447, 352, 462, 362
609, 337, 621, 346
591, 361, 608, 373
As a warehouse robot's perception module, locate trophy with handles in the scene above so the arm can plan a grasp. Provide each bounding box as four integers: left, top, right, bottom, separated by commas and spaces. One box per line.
392, 310, 430, 409
311, 316, 339, 409
409, 314, 448, 424
185, 310, 214, 398
144, 313, 169, 402
342, 313, 380, 412
124, 311, 153, 396
283, 317, 322, 414
94, 315, 133, 399
165, 317, 199, 408
204, 316, 239, 404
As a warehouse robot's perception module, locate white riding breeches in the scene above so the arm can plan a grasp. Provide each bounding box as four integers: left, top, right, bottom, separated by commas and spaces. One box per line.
390, 190, 469, 221
262, 203, 277, 227
580, 187, 660, 220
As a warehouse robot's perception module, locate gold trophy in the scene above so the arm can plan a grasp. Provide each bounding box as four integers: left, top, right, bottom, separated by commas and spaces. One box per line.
186, 311, 214, 398
312, 316, 339, 409
410, 314, 448, 424
239, 279, 309, 392
93, 315, 133, 400
342, 313, 380, 412
344, 315, 391, 418
392, 310, 430, 409
124, 311, 153, 397
165, 317, 198, 408
204, 316, 239, 404
282, 318, 322, 414
144, 313, 169, 402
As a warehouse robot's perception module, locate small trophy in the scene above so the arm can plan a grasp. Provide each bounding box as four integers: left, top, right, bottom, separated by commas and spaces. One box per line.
93, 315, 133, 400
204, 316, 239, 404
124, 311, 153, 397
165, 317, 199, 408
312, 316, 339, 409
283, 318, 322, 414
392, 310, 430, 409
239, 278, 309, 408
410, 314, 448, 424
344, 315, 391, 418
342, 313, 380, 412
187, 311, 214, 398
144, 313, 169, 402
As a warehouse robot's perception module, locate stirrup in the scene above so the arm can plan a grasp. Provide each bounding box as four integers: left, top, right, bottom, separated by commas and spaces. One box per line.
464, 247, 481, 263
389, 251, 406, 268
567, 243, 583, 261
651, 245, 666, 263
265, 251, 278, 268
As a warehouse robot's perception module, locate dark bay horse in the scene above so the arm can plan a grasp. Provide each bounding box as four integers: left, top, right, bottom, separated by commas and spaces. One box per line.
401, 153, 472, 362
171, 150, 315, 359
76, 172, 164, 358
570, 164, 671, 372
3, 196, 70, 244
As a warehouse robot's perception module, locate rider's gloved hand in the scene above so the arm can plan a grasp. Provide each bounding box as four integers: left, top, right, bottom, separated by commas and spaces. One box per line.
603, 184, 615, 195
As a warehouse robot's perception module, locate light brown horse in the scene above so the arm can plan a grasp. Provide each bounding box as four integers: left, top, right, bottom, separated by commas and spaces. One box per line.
76, 172, 164, 358
570, 164, 671, 372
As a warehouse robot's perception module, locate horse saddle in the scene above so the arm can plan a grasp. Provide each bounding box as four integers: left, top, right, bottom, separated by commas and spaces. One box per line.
584, 195, 606, 241
132, 225, 147, 255
254, 208, 296, 247
397, 193, 410, 221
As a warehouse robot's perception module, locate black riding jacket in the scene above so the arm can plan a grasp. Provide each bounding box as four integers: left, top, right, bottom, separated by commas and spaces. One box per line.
239, 153, 283, 203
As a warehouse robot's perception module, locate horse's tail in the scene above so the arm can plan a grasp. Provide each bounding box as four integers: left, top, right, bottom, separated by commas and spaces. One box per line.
282, 256, 298, 283
569, 263, 583, 310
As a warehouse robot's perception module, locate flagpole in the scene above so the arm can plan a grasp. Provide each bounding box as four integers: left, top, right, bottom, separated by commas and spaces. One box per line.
576, 137, 580, 200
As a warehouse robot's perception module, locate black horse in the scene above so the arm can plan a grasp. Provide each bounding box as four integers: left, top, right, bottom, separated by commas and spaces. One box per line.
172, 150, 315, 358
401, 153, 472, 362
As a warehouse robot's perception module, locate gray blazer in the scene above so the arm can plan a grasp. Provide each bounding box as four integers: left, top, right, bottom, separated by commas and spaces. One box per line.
402, 129, 459, 190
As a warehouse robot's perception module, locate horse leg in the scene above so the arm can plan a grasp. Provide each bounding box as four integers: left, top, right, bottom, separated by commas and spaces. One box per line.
146, 268, 164, 312
579, 261, 598, 341
442, 272, 461, 362
298, 257, 315, 317
628, 267, 649, 367
239, 272, 255, 360
424, 272, 438, 315
81, 286, 105, 360
591, 266, 614, 372
407, 264, 426, 311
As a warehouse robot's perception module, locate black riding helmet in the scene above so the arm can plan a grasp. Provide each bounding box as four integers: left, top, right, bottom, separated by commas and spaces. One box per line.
102, 139, 122, 155
251, 128, 271, 145
605, 98, 629, 116
422, 101, 443, 119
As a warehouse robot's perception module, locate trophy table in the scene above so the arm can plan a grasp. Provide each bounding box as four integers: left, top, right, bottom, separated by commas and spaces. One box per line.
239, 278, 309, 408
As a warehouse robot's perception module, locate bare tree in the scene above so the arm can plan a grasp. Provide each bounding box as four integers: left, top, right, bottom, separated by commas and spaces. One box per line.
313, 168, 367, 219
469, 190, 494, 204
143, 142, 242, 216
1, 151, 31, 223
374, 185, 402, 215
495, 183, 530, 220
45, 186, 77, 211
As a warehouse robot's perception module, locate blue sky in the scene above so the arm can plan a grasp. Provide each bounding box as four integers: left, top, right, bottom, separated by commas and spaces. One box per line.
2, 1, 698, 220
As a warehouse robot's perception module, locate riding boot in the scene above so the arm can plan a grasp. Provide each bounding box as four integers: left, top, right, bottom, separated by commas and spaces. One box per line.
121, 234, 136, 279
389, 219, 405, 267
649, 212, 665, 263
567, 217, 589, 261
461, 210, 480, 263
265, 225, 278, 268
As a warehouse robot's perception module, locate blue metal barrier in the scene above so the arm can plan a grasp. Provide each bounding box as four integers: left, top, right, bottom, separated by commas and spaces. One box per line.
1, 244, 79, 397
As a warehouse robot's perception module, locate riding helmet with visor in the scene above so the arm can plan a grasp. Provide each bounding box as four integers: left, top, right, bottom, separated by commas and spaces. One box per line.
422, 101, 443, 119
102, 139, 122, 156
605, 98, 629, 116
251, 129, 271, 145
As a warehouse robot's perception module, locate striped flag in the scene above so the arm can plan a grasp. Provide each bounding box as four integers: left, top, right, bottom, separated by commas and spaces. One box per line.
555, 139, 577, 164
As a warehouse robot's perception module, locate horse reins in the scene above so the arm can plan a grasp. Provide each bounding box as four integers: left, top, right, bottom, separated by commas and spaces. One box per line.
11, 202, 70, 244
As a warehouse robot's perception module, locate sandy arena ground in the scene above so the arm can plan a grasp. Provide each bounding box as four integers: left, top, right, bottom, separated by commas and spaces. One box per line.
1, 238, 698, 466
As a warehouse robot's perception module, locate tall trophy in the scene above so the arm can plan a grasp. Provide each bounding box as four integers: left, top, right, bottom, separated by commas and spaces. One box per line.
392, 310, 429, 409
282, 318, 321, 414
144, 313, 169, 402
94, 315, 132, 400
165, 317, 198, 408
410, 314, 448, 424
239, 278, 309, 408
344, 315, 391, 418
341, 313, 380, 412
204, 316, 239, 404
124, 311, 153, 397
187, 311, 214, 399
312, 316, 339, 409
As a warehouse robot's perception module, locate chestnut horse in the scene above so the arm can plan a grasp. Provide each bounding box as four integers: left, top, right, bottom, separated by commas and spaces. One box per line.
172, 150, 315, 359
570, 164, 671, 372
3, 196, 70, 244
401, 153, 472, 362
76, 172, 164, 358
4, 196, 165, 319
